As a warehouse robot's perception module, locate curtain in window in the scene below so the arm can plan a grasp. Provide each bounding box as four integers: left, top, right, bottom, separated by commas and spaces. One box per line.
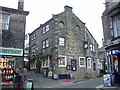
113, 15, 120, 38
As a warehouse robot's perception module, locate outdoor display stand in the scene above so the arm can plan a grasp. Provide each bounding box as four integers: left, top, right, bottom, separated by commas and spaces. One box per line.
0, 57, 15, 86
0, 47, 23, 88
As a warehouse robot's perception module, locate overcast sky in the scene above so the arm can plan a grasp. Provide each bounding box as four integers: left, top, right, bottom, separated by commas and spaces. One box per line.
0, 0, 105, 47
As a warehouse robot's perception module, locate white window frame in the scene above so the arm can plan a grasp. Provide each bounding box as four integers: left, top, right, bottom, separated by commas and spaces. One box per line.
79, 57, 86, 67
58, 55, 67, 67
59, 37, 65, 46
0, 13, 10, 30
87, 58, 91, 68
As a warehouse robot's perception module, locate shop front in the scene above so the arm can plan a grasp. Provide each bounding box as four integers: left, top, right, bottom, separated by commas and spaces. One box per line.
0, 47, 23, 87
106, 48, 120, 84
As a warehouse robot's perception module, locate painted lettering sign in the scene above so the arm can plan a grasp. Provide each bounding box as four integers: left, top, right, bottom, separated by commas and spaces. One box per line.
0, 48, 23, 56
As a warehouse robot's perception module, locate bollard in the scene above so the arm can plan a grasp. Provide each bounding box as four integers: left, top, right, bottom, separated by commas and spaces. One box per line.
26, 79, 34, 90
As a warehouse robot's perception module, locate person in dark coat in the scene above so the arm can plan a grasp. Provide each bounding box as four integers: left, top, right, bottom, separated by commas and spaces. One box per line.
14, 68, 22, 90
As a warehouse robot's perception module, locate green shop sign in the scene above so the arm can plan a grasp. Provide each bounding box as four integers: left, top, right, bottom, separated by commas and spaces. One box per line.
0, 48, 23, 56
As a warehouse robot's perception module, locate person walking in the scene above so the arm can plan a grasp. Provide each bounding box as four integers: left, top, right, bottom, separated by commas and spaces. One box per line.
13, 68, 22, 90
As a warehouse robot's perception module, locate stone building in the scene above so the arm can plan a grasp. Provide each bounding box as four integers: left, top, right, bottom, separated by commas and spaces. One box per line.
0, 0, 29, 70
102, 0, 120, 83
29, 6, 99, 79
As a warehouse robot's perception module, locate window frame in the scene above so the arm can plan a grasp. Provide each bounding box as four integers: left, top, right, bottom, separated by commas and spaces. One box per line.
87, 58, 91, 68
79, 57, 86, 67
46, 39, 49, 48
112, 14, 120, 38
42, 39, 49, 49
0, 13, 10, 30
46, 25, 49, 32
31, 45, 36, 53
42, 40, 46, 49
59, 37, 65, 46
58, 55, 67, 67
41, 56, 50, 68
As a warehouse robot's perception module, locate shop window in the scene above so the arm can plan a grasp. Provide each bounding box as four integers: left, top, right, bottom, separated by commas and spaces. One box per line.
87, 58, 91, 68
58, 55, 67, 67
79, 57, 85, 67
42, 56, 50, 68
59, 37, 65, 46
0, 13, 10, 30
112, 14, 120, 38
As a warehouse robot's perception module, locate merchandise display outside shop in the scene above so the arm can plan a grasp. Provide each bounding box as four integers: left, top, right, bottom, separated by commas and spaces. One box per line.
0, 47, 23, 87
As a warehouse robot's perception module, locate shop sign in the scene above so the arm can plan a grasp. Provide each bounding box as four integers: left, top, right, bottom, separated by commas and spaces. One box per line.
107, 51, 111, 56
83, 41, 88, 49
112, 49, 120, 55
0, 48, 23, 56
71, 59, 77, 71
53, 74, 58, 79
48, 71, 53, 79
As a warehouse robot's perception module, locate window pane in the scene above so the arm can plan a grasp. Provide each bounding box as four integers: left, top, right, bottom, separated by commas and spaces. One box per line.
46, 25, 49, 32
59, 37, 65, 46
87, 58, 91, 68
42, 41, 45, 48
80, 58, 84, 65
46, 39, 49, 47
58, 57, 65, 65
0, 14, 10, 30
42, 27, 46, 34
112, 14, 120, 38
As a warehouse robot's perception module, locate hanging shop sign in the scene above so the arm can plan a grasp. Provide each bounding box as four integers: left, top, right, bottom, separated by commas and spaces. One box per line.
83, 41, 88, 49
0, 48, 23, 56
71, 59, 77, 71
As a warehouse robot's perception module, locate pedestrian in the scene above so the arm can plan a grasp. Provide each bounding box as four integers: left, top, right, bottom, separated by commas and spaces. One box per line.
13, 68, 22, 90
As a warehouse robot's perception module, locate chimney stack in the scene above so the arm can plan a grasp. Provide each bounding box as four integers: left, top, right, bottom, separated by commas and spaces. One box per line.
64, 5, 73, 12
18, 0, 24, 10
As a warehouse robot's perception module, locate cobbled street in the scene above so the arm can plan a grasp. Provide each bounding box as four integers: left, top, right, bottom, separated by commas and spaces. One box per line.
23, 70, 103, 88
23, 70, 71, 88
